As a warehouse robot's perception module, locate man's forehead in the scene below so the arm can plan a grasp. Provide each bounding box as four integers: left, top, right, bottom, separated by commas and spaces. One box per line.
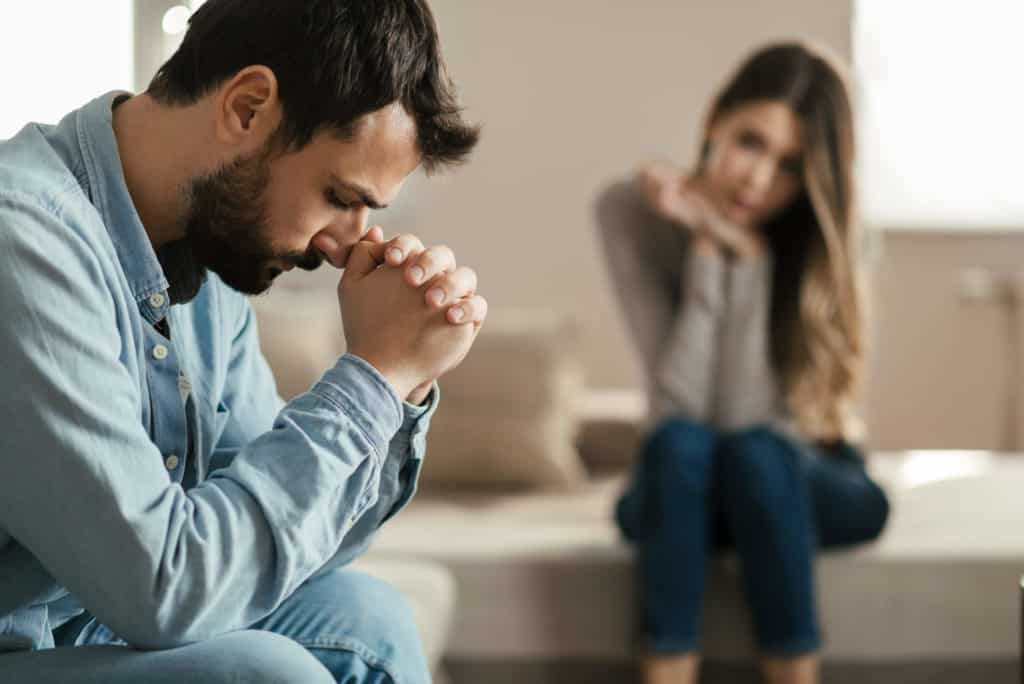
322, 134, 420, 201
359, 102, 417, 138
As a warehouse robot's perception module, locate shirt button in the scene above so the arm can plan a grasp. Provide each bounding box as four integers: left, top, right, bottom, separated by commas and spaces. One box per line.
152, 344, 169, 361
165, 454, 179, 470
149, 293, 166, 309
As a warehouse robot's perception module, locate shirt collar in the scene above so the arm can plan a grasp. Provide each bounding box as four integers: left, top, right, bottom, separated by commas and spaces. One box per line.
73, 91, 170, 322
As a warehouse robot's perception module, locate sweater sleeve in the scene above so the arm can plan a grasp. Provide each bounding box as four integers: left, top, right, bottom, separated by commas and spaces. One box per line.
714, 255, 787, 430
594, 179, 726, 423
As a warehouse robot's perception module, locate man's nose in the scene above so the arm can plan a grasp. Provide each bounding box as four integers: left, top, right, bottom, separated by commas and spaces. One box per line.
326, 206, 371, 243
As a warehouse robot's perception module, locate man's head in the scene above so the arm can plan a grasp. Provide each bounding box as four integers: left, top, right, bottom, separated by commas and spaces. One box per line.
147, 0, 479, 298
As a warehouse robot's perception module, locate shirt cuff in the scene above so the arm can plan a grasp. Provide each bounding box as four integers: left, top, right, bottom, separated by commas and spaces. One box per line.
396, 381, 440, 461
380, 382, 439, 523
310, 353, 404, 455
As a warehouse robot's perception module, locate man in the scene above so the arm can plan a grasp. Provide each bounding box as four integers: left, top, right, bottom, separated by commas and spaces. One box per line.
0, 1, 483, 682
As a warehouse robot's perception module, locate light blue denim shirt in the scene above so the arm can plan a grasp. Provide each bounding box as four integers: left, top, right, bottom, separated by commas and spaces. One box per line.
0, 92, 436, 652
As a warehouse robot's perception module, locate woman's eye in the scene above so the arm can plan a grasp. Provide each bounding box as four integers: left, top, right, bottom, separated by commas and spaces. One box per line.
737, 130, 764, 150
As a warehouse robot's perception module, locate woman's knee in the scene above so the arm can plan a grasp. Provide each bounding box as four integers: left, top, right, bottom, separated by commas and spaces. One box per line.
847, 481, 891, 544
641, 417, 717, 491
718, 426, 803, 513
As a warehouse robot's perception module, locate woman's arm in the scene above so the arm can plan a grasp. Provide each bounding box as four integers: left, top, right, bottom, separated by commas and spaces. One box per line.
714, 255, 785, 430
594, 178, 726, 422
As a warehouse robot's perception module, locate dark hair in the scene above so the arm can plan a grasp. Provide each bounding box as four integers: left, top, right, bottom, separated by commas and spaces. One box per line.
148, 0, 479, 172
699, 42, 865, 442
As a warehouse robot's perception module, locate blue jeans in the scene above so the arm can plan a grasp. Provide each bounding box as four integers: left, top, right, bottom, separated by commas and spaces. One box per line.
616, 418, 890, 657
0, 567, 430, 683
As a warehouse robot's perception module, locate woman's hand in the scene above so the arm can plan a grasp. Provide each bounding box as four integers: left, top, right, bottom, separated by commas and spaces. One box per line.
684, 176, 766, 260
634, 162, 765, 260
635, 161, 703, 227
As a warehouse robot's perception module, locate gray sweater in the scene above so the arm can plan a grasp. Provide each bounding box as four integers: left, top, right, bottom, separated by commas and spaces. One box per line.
595, 180, 790, 433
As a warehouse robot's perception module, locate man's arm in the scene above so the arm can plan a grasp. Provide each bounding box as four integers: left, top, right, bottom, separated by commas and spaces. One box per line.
0, 201, 405, 649
212, 299, 439, 574
311, 385, 439, 574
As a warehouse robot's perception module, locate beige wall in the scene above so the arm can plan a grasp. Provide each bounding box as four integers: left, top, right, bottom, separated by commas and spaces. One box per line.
382, 0, 854, 390
866, 231, 1024, 452
264, 2, 1024, 451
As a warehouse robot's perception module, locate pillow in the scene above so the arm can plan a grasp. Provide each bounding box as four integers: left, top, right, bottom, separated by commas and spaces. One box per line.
420, 310, 588, 491
250, 288, 344, 400
423, 401, 584, 490
573, 389, 647, 474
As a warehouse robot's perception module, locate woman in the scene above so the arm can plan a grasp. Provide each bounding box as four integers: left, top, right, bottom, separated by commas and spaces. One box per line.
595, 43, 890, 684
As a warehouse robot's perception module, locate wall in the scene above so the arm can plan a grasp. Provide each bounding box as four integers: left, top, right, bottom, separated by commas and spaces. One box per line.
388, 0, 855, 390
136, 1, 1021, 450
866, 231, 1024, 451
410, 3, 1024, 451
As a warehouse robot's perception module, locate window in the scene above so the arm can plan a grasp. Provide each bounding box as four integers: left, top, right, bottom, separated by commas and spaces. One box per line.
0, 2, 134, 139
854, 1, 1024, 229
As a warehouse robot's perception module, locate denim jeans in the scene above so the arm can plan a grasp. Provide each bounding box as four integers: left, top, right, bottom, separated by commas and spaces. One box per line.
0, 567, 430, 683
616, 418, 890, 656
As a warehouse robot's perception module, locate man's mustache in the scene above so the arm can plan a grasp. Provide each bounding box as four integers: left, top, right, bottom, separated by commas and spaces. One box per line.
281, 247, 325, 272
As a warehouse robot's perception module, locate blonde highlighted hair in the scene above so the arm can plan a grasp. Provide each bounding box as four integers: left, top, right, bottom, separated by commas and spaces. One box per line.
702, 42, 866, 442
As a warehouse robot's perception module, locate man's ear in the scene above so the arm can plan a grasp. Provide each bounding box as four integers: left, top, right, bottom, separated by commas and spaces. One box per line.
214, 65, 281, 148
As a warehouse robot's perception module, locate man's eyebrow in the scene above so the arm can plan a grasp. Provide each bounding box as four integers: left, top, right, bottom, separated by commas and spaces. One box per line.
330, 174, 388, 210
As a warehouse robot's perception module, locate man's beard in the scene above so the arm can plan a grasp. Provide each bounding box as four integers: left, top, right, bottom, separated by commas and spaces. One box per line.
158, 143, 324, 304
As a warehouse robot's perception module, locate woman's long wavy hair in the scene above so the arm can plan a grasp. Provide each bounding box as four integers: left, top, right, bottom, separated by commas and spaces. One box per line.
700, 42, 866, 443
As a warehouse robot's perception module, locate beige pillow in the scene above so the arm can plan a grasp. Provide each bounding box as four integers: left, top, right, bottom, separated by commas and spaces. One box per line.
573, 389, 647, 474
423, 401, 585, 490
254, 294, 588, 490
420, 310, 588, 491
250, 288, 344, 400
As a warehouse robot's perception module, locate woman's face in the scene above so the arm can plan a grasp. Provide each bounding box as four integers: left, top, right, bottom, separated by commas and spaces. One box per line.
701, 99, 805, 230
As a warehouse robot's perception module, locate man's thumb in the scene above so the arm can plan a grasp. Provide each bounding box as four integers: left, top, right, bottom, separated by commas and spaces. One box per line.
342, 240, 386, 281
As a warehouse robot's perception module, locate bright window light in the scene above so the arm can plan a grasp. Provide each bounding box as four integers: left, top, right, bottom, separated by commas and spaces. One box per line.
162, 5, 192, 36
0, 2, 133, 139
855, 1, 1024, 229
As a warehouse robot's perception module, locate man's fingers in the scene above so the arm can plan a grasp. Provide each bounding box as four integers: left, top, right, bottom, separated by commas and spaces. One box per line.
384, 234, 426, 267
365, 225, 385, 243
423, 266, 477, 308
340, 240, 386, 282
406, 244, 455, 287
446, 294, 487, 326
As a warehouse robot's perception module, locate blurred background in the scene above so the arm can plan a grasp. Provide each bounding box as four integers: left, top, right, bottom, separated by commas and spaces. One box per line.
5, 3, 1024, 680
4, 0, 1022, 451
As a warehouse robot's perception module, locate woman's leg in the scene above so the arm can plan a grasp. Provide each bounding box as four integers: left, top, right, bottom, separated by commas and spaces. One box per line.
805, 441, 890, 549
716, 427, 821, 684
617, 417, 718, 683
716, 428, 890, 684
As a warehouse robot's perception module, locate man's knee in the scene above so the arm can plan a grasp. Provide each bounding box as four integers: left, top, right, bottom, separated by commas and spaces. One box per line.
207, 630, 335, 684
288, 569, 431, 683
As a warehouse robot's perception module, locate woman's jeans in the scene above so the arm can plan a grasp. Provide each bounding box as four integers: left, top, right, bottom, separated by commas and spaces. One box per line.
0, 567, 430, 683
616, 418, 890, 657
